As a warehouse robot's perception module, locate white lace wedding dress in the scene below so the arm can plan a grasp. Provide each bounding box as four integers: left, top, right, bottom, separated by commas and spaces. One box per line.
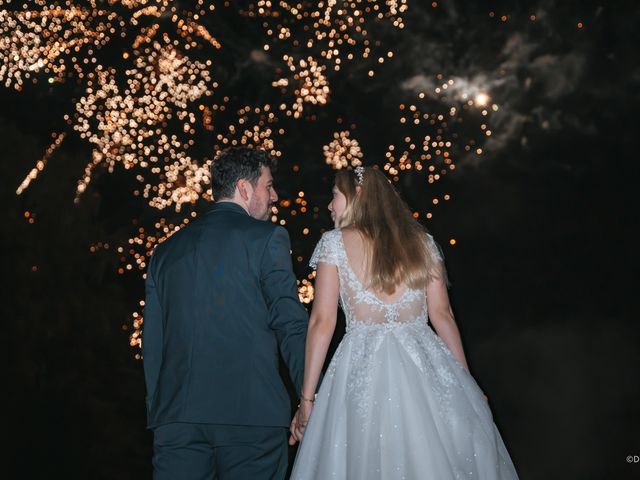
290, 229, 518, 479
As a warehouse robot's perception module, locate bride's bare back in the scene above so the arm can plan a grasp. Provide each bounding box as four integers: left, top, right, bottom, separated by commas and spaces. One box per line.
340, 227, 409, 304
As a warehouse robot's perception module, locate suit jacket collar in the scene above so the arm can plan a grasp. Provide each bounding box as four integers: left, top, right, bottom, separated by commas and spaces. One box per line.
209, 201, 250, 217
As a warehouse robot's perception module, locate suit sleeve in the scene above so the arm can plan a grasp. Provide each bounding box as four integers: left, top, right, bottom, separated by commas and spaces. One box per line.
260, 226, 309, 394
142, 253, 163, 415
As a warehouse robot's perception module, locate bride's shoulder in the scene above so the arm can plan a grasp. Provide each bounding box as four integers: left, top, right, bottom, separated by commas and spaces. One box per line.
320, 228, 342, 240
338, 226, 359, 239
321, 227, 360, 247
339, 227, 366, 247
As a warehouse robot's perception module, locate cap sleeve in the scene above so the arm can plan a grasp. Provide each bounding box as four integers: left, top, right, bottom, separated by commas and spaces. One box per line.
426, 232, 449, 285
426, 233, 444, 263
309, 230, 341, 269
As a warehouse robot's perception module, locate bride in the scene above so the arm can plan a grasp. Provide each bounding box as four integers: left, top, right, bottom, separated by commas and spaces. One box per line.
289, 166, 518, 479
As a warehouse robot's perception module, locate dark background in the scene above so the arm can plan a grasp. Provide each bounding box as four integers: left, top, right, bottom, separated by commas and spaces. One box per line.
2, 1, 638, 478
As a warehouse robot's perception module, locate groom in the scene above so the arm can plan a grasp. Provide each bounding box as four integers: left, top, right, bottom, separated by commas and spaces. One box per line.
142, 147, 308, 479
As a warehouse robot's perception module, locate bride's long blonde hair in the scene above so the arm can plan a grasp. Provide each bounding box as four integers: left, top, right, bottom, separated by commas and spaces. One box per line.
335, 167, 442, 294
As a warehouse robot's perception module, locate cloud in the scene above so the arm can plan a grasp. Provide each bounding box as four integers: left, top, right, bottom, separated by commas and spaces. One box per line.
528, 53, 586, 99
396, 10, 597, 165
249, 49, 269, 64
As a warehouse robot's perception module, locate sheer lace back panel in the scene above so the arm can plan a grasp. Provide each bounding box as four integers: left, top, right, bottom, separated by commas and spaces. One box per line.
310, 229, 444, 330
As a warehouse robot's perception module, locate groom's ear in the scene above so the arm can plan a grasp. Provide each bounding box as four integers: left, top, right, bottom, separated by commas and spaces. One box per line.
237, 179, 250, 202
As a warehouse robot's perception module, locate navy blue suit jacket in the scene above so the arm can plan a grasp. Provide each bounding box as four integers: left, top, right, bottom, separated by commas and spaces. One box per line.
142, 202, 308, 428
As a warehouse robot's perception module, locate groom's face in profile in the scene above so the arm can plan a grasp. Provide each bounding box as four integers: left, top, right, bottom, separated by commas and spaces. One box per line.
247, 165, 278, 221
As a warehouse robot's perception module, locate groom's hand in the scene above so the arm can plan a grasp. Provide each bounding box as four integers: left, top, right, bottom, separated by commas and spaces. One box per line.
288, 410, 300, 445
289, 407, 306, 445
289, 407, 307, 445
289, 401, 313, 445
295, 401, 313, 442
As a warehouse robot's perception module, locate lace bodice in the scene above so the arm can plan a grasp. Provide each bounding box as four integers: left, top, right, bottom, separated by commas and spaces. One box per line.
310, 229, 443, 331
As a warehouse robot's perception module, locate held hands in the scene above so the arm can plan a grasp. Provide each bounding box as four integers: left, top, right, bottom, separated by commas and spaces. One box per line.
288, 396, 314, 445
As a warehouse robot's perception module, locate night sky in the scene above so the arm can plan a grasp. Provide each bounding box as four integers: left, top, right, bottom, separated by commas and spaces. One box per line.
2, 1, 638, 479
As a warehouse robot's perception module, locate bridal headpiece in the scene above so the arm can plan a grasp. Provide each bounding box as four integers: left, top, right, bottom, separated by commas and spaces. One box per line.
354, 166, 365, 186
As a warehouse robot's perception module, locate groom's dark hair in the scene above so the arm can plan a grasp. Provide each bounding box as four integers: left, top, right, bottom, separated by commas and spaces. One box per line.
211, 147, 277, 199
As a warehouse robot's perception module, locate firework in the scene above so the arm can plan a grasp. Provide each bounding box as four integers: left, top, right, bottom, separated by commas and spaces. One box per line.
5, 1, 498, 354
249, 0, 408, 71
0, 1, 117, 89
323, 130, 363, 169
273, 55, 330, 119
